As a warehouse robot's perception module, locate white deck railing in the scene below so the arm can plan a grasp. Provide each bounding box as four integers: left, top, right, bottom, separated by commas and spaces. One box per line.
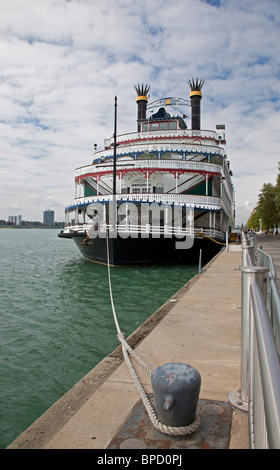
77, 152, 224, 175
75, 159, 223, 179
67, 193, 222, 210
63, 223, 225, 241
106, 128, 220, 146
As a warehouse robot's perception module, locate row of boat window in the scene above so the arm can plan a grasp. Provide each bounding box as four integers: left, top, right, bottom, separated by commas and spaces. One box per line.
142, 122, 177, 131
121, 184, 164, 194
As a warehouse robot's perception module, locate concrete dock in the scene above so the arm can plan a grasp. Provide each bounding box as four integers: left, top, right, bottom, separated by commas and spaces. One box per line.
8, 246, 249, 450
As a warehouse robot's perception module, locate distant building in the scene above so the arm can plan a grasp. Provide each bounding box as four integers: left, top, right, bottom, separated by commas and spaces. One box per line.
8, 215, 22, 225
43, 210, 55, 226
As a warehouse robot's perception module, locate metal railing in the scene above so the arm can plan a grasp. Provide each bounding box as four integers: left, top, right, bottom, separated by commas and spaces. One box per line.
75, 159, 223, 178
66, 193, 223, 214
238, 232, 280, 448
63, 222, 226, 241
109, 128, 220, 143
92, 141, 224, 163
257, 246, 280, 360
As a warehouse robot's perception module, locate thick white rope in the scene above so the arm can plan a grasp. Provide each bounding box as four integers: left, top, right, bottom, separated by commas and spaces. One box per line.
106, 232, 200, 436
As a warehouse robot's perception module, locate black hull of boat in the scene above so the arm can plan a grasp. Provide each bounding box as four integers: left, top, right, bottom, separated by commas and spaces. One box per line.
59, 231, 224, 266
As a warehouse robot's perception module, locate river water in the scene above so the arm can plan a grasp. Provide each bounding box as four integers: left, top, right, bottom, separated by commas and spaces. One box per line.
0, 228, 198, 448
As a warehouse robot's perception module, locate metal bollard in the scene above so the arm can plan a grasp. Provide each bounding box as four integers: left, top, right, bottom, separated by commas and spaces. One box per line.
151, 362, 201, 427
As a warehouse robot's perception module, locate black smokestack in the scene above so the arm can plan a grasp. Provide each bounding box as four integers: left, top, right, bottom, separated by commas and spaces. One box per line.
188, 78, 204, 130
135, 84, 150, 131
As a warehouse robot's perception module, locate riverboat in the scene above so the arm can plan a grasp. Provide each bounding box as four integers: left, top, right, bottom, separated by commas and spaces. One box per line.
59, 79, 235, 265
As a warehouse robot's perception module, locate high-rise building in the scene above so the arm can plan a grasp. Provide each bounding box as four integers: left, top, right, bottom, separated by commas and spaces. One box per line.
43, 210, 55, 226
8, 215, 22, 225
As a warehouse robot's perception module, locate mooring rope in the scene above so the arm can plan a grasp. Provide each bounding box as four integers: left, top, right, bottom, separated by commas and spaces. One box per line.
195, 233, 225, 245
106, 231, 200, 436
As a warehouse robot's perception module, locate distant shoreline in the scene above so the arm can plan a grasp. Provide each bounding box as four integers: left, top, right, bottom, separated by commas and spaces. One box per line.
0, 226, 64, 229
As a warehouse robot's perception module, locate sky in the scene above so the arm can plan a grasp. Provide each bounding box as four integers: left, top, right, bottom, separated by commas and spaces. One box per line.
0, 0, 280, 225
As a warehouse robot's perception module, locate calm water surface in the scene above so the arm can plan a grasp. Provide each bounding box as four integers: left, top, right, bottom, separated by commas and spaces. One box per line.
0, 229, 197, 448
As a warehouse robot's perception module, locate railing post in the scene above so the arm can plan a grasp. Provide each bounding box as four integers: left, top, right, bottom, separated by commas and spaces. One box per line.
239, 266, 269, 405
242, 236, 254, 266
226, 230, 229, 251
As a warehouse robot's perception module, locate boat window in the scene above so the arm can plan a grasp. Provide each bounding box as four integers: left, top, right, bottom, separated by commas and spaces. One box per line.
154, 183, 164, 193
168, 122, 176, 130
151, 123, 159, 131
160, 122, 168, 130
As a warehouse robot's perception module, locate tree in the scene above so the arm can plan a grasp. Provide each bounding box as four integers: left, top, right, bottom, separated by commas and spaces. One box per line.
247, 206, 262, 230
258, 182, 279, 228
247, 162, 280, 230
275, 162, 280, 216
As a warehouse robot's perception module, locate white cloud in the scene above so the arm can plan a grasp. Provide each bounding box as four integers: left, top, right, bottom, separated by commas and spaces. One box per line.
0, 0, 279, 224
